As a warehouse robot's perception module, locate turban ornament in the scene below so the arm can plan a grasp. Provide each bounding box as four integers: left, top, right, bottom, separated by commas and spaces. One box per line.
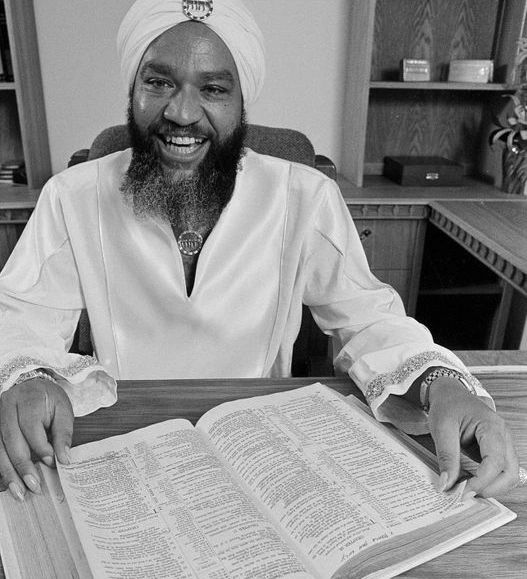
117, 0, 266, 105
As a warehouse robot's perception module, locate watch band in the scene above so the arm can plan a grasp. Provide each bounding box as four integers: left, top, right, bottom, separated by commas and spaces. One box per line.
420, 367, 473, 412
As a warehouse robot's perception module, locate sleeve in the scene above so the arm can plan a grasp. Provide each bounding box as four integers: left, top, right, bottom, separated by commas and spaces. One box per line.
303, 181, 492, 435
0, 179, 117, 416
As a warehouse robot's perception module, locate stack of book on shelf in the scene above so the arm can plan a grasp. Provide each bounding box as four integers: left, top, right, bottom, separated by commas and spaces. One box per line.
0, 159, 24, 184
0, 0, 13, 82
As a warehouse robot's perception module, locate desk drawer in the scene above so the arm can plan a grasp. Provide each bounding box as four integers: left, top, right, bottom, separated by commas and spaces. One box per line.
349, 205, 428, 316
353, 218, 422, 270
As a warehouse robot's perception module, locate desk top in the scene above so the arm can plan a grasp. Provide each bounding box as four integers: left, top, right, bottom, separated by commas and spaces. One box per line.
0, 177, 523, 211
429, 200, 527, 296
0, 184, 39, 209
338, 175, 526, 205
67, 371, 527, 579
0, 368, 525, 578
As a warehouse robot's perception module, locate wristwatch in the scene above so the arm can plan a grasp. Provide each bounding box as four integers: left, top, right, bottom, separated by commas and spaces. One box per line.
420, 367, 472, 412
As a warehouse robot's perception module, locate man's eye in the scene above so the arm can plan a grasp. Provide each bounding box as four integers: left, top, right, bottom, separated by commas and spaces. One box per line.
203, 85, 227, 96
145, 78, 172, 89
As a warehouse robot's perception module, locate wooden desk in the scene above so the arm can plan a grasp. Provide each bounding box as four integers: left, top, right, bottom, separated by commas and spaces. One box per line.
429, 200, 527, 298
68, 373, 525, 579
0, 369, 525, 578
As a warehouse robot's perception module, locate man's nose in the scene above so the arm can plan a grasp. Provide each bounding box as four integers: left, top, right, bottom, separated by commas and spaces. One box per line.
163, 87, 203, 126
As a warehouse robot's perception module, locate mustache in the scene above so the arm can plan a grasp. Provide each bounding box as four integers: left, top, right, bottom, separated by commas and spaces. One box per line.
147, 120, 209, 139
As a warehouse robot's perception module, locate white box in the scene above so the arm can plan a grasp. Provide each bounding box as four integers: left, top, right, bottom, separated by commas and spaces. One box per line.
448, 60, 493, 83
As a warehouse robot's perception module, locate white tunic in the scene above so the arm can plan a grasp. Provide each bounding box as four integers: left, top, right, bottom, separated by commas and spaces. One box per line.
0, 149, 489, 428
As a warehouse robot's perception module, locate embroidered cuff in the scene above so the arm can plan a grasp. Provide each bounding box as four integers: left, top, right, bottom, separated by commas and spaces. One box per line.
0, 354, 117, 416
359, 350, 493, 435
13, 368, 58, 386
364, 350, 483, 406
0, 354, 99, 391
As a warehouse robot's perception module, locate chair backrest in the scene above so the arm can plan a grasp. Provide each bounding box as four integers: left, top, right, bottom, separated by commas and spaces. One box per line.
71, 124, 332, 376
87, 123, 317, 166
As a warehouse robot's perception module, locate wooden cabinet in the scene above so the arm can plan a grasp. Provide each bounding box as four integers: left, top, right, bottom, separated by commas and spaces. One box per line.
0, 0, 51, 189
349, 203, 428, 316
342, 0, 527, 187
416, 223, 513, 349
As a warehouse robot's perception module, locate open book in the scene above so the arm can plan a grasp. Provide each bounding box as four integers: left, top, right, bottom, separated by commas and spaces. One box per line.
0, 383, 516, 579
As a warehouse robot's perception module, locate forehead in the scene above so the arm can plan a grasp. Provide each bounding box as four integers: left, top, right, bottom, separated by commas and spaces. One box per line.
139, 21, 239, 80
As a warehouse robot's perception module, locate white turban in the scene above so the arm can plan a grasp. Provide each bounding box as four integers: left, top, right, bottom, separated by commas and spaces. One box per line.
117, 0, 265, 105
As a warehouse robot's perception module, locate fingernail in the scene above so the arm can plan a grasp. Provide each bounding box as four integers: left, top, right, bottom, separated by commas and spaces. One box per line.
42, 455, 54, 467
62, 446, 71, 465
23, 474, 42, 495
8, 482, 25, 502
437, 471, 449, 492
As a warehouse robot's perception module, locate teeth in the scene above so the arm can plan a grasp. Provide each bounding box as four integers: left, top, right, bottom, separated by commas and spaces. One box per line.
165, 136, 204, 146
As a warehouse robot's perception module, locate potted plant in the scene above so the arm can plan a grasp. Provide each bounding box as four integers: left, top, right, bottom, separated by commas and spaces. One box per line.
490, 89, 527, 195
489, 38, 527, 195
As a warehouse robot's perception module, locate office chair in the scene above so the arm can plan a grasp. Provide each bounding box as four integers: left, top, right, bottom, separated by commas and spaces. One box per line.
68, 124, 336, 376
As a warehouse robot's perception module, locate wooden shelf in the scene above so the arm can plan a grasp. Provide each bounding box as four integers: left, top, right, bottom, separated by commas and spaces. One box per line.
369, 81, 515, 91
1, 0, 51, 189
341, 0, 527, 188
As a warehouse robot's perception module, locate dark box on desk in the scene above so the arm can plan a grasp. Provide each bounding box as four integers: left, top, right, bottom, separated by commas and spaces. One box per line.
383, 156, 464, 186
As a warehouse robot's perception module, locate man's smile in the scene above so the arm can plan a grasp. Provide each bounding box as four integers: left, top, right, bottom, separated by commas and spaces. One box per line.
155, 133, 210, 165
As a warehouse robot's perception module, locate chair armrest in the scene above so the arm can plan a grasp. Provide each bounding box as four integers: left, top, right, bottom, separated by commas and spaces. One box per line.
68, 149, 90, 167
315, 154, 337, 180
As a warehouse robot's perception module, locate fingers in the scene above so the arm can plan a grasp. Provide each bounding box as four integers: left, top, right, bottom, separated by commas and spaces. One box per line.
0, 437, 27, 500
50, 396, 74, 465
467, 428, 519, 497
429, 413, 461, 492
0, 381, 74, 500
0, 397, 41, 499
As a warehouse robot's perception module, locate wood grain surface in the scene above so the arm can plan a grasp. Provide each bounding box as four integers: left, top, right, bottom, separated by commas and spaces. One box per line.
3, 0, 51, 189
430, 200, 527, 285
72, 373, 527, 578
371, 0, 500, 82
0, 364, 526, 578
70, 372, 527, 578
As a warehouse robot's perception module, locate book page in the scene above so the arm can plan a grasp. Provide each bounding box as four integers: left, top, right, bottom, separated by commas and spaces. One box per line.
197, 383, 472, 578
57, 418, 315, 579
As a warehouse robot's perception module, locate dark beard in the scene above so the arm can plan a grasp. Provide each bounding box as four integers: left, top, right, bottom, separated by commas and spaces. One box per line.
120, 104, 247, 231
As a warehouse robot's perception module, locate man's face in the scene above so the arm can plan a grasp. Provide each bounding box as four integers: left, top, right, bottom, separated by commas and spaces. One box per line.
132, 21, 243, 178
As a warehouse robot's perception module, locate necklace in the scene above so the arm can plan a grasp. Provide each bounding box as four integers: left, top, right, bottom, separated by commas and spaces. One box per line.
177, 229, 203, 256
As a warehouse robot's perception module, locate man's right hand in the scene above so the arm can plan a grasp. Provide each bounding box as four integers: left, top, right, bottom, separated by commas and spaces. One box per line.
0, 379, 73, 500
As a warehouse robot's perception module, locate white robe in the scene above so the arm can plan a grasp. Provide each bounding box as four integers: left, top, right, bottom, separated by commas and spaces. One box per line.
0, 149, 490, 429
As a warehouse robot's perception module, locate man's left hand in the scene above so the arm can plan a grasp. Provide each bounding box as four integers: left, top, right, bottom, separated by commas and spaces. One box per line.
427, 378, 520, 497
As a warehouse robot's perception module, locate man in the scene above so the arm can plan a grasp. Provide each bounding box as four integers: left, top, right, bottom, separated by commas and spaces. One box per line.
0, 0, 520, 502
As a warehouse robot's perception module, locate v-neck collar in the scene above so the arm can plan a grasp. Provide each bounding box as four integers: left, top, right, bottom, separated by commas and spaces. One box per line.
152, 181, 240, 301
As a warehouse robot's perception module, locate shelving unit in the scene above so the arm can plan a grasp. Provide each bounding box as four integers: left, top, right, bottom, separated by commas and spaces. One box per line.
341, 0, 527, 349
369, 81, 512, 91
0, 0, 51, 190
342, 0, 527, 187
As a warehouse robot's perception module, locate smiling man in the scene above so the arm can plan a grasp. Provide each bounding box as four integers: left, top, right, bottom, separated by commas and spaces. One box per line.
123, 21, 248, 292
0, 0, 521, 503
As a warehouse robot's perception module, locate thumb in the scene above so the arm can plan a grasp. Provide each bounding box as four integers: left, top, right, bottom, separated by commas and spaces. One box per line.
429, 415, 461, 491
49, 398, 74, 465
